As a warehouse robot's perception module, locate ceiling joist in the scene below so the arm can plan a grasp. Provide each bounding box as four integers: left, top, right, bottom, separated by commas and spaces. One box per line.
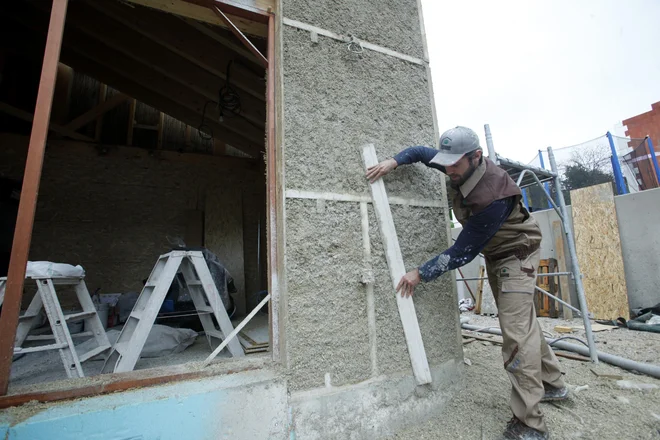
122, 0, 270, 37
63, 2, 266, 129
85, 0, 266, 102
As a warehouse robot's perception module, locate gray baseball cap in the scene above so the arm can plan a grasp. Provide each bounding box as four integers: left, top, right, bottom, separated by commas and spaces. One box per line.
430, 126, 481, 166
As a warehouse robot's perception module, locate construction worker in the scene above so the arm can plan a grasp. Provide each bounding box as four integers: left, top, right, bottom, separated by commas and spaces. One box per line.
366, 126, 569, 440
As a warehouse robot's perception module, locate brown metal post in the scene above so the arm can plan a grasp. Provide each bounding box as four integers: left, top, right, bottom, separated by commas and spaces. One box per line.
0, 0, 69, 395
266, 13, 278, 360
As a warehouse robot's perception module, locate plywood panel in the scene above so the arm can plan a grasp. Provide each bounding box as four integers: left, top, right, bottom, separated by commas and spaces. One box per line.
571, 182, 629, 319
205, 187, 246, 315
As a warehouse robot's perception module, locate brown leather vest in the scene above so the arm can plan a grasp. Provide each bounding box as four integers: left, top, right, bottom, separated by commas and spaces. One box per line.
452, 158, 542, 259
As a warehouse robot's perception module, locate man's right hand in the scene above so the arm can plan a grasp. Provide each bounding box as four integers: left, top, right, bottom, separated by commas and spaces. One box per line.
366, 158, 398, 183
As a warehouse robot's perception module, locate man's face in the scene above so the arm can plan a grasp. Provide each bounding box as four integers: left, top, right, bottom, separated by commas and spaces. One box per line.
446, 151, 482, 188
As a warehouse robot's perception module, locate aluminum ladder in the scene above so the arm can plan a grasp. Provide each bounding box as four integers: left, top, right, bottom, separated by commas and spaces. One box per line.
1, 276, 112, 379
101, 250, 243, 374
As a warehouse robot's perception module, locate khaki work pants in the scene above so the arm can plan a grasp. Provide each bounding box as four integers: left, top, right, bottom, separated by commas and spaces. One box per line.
486, 248, 565, 433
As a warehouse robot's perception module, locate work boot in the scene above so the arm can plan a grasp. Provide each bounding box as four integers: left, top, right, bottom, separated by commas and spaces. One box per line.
503, 417, 549, 439
541, 384, 569, 402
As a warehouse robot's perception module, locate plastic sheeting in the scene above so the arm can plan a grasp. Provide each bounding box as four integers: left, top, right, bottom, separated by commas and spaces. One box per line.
26, 261, 84, 278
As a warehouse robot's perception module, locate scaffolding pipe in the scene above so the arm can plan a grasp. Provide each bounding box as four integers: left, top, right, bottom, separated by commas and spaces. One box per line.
484, 124, 498, 164
547, 147, 598, 363
516, 169, 564, 222
461, 324, 660, 379
535, 286, 582, 315
537, 150, 553, 209
457, 272, 572, 281
457, 278, 581, 315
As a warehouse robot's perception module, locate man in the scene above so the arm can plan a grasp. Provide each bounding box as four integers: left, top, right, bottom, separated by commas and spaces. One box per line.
366, 126, 568, 440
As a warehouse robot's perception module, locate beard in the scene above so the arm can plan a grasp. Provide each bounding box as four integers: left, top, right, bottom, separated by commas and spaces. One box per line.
449, 161, 478, 189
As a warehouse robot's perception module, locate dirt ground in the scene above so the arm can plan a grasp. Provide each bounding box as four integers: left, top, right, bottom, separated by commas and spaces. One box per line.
390, 312, 660, 440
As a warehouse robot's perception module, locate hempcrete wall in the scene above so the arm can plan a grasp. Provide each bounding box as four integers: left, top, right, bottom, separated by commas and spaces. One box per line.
281, 1, 462, 391
0, 134, 263, 309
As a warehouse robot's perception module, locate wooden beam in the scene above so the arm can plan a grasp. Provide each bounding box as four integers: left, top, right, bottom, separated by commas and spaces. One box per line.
1, 134, 259, 172
0, 102, 93, 142
183, 0, 271, 22
122, 0, 270, 36
85, 0, 266, 101
57, 50, 262, 157
7, 16, 263, 157
46, 138, 259, 171
211, 6, 267, 68
63, 91, 129, 131
0, 0, 69, 397
63, 2, 265, 127
361, 144, 432, 385
181, 17, 261, 66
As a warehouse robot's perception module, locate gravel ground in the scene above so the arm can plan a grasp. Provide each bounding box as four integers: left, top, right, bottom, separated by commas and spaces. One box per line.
389, 312, 660, 440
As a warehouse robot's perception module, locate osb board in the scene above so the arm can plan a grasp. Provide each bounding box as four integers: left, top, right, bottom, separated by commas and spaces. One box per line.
205, 186, 246, 315
571, 182, 629, 320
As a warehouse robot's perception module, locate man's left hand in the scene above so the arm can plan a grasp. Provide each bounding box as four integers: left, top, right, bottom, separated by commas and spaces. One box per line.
397, 268, 421, 298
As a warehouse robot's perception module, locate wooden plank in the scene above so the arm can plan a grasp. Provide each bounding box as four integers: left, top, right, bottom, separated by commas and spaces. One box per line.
203, 294, 270, 366
475, 265, 485, 314
64, 91, 129, 131
361, 143, 431, 385
552, 220, 573, 319
123, 0, 270, 37
571, 182, 630, 320
0, 0, 69, 397
0, 102, 93, 142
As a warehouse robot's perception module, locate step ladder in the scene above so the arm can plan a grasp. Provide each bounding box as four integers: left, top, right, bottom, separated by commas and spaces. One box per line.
2, 276, 111, 379
101, 251, 244, 374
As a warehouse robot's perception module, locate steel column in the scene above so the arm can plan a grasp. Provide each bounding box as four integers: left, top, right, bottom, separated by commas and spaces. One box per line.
606, 131, 628, 195
548, 147, 598, 363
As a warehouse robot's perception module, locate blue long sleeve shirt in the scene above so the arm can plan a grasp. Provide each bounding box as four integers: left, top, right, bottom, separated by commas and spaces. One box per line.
393, 146, 515, 282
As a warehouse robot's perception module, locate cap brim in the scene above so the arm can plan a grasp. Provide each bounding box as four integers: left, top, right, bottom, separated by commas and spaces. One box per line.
430, 151, 465, 167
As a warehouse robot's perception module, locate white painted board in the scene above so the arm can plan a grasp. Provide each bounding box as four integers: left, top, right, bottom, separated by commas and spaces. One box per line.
361, 144, 432, 385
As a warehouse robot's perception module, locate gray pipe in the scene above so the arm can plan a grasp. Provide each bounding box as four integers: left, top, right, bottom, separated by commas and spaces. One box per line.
547, 147, 598, 363
462, 324, 660, 379
484, 124, 498, 164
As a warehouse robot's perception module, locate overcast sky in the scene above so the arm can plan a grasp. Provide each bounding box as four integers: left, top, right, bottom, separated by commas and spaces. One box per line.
419, 0, 660, 163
